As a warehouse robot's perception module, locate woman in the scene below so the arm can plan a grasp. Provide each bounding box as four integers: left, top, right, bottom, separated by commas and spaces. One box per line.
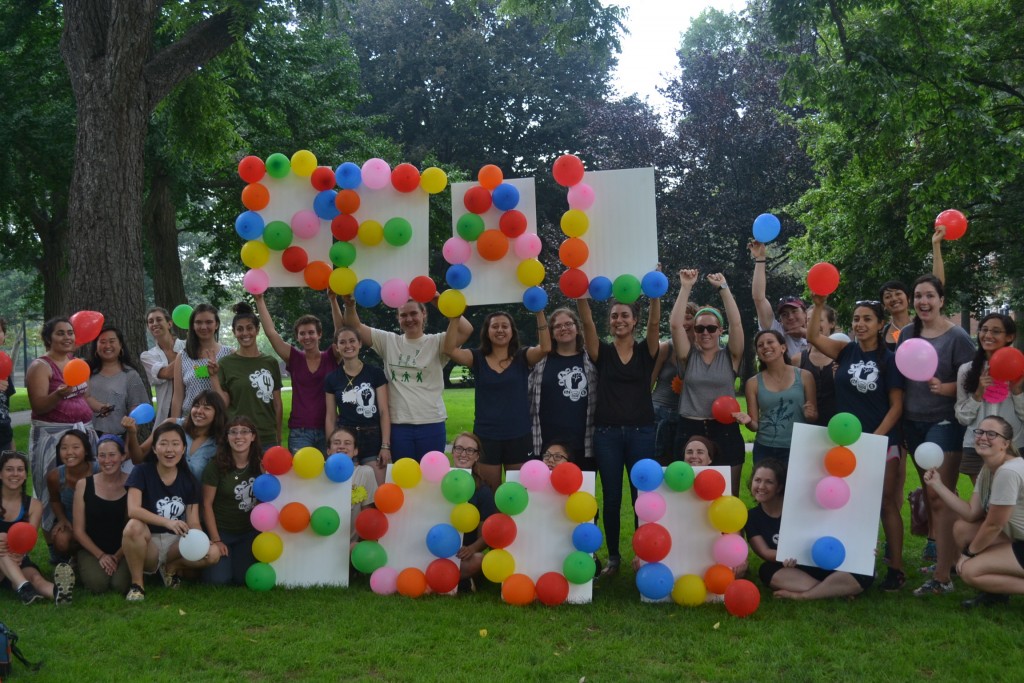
669, 269, 745, 495
682, 435, 719, 467
651, 302, 696, 464
956, 313, 1024, 483
879, 227, 946, 350
745, 457, 873, 599
925, 417, 1024, 607
88, 325, 150, 437
122, 422, 220, 602
445, 309, 549, 489
140, 307, 186, 423
540, 440, 573, 471
794, 304, 838, 426
127, 389, 227, 481
578, 283, 661, 578
735, 330, 817, 463
344, 296, 473, 462
202, 416, 261, 586
897, 275, 975, 596
72, 435, 130, 594
170, 304, 233, 419
255, 292, 343, 453
450, 431, 497, 591
325, 327, 391, 484
327, 426, 379, 545
809, 297, 906, 590
45, 430, 98, 560
529, 308, 598, 471
210, 303, 282, 449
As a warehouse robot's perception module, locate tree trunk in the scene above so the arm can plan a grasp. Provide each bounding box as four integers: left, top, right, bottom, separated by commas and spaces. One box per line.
144, 163, 188, 310
33, 212, 70, 320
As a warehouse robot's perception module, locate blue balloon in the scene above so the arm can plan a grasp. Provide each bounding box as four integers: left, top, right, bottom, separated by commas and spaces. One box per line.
425, 523, 462, 559
589, 276, 613, 301
629, 458, 664, 492
752, 213, 781, 243
635, 562, 674, 600
522, 286, 548, 312
313, 190, 340, 220
491, 183, 520, 211
640, 271, 669, 299
253, 474, 281, 502
571, 522, 603, 554
811, 535, 846, 570
235, 211, 265, 240
354, 279, 382, 308
445, 264, 472, 290
128, 403, 155, 425
335, 162, 362, 189
324, 453, 354, 483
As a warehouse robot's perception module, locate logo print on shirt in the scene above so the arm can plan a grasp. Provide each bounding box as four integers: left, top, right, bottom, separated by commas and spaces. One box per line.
557, 366, 588, 402
847, 360, 879, 393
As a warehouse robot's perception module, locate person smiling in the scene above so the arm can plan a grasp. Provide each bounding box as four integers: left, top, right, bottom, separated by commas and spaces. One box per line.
450, 431, 497, 591
139, 307, 186, 423
125, 389, 227, 481
750, 241, 808, 357
87, 325, 150, 437
170, 304, 233, 419
45, 430, 98, 561
72, 434, 130, 594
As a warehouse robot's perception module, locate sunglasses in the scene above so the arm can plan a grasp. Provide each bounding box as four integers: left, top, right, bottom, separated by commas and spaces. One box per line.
694, 325, 720, 334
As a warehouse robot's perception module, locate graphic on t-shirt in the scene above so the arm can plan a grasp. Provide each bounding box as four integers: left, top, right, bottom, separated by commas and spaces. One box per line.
155, 495, 185, 520
342, 382, 378, 418
390, 349, 427, 384
248, 368, 276, 403
760, 399, 795, 435
847, 360, 879, 393
771, 531, 779, 546
235, 477, 256, 512
557, 366, 588, 402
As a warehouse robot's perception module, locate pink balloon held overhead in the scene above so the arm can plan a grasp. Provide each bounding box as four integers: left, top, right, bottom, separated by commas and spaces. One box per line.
895, 338, 939, 382
243, 268, 270, 295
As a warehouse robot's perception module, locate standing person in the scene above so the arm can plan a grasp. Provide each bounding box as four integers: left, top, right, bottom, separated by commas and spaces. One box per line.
140, 307, 186, 423
809, 297, 906, 590
445, 309, 549, 490
670, 270, 746, 495
210, 303, 282, 450
794, 304, 838, 426
651, 303, 696, 464
344, 296, 473, 462
254, 292, 343, 454
72, 434, 130, 594
879, 227, 947, 350
529, 307, 597, 471
169, 304, 233, 419
578, 282, 661, 578
88, 325, 150, 437
45, 430, 98, 561
750, 241, 808, 357
0, 317, 16, 450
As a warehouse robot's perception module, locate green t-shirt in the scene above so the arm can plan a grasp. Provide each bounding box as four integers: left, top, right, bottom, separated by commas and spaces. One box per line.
217, 353, 281, 447
202, 459, 259, 534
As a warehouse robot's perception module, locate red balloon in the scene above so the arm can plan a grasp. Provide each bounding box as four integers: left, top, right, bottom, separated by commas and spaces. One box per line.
355, 508, 389, 541
499, 210, 528, 238
481, 513, 517, 549
238, 155, 266, 183
693, 470, 726, 501
70, 310, 104, 346
724, 578, 761, 617
536, 571, 570, 606
425, 558, 460, 594
632, 522, 671, 562
552, 154, 585, 187
0, 351, 12, 381
262, 446, 293, 475
331, 214, 359, 241
408, 276, 437, 304
807, 262, 840, 296
990, 347, 1024, 383
310, 166, 336, 191
711, 395, 740, 424
501, 573, 536, 605
559, 268, 590, 298
550, 462, 583, 495
391, 163, 421, 193
282, 246, 309, 273
464, 186, 493, 214
935, 209, 968, 240
6, 521, 37, 555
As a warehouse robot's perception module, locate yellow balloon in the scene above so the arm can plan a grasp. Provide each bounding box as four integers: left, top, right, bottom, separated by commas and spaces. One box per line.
290, 149, 317, 177
450, 502, 481, 533
565, 491, 598, 523
481, 548, 515, 583
252, 531, 283, 563
516, 258, 545, 287
359, 220, 384, 246
437, 289, 467, 318
708, 495, 748, 534
672, 574, 707, 607
420, 166, 448, 194
391, 458, 422, 488
329, 267, 358, 296
241, 240, 270, 269
560, 209, 589, 238
292, 447, 325, 479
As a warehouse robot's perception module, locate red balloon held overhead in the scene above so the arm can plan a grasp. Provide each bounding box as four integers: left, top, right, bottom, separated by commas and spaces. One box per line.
70, 310, 104, 346
391, 163, 421, 193
552, 154, 585, 187
711, 395, 740, 424
807, 262, 840, 296
935, 209, 968, 240
281, 246, 309, 273
559, 268, 590, 298
331, 215, 359, 242
464, 186, 493, 214
693, 469, 726, 501
990, 347, 1024, 383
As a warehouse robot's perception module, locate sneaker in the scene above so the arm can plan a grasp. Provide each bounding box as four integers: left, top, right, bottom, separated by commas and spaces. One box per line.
126, 583, 146, 602
913, 578, 954, 596
160, 568, 181, 589
919, 564, 957, 577
17, 582, 44, 605
922, 539, 937, 562
53, 562, 75, 606
879, 568, 906, 592
962, 592, 1009, 609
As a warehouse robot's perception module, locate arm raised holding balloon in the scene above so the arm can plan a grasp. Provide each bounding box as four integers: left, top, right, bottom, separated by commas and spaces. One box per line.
749, 241, 774, 331
709, 272, 744, 372
807, 294, 845, 360
932, 224, 946, 286
670, 269, 698, 363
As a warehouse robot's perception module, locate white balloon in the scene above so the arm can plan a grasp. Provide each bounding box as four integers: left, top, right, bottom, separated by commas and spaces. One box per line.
178, 529, 211, 562
914, 442, 944, 470
829, 332, 851, 343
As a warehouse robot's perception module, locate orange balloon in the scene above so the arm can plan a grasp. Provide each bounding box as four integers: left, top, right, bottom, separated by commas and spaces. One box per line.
62, 358, 90, 387
396, 567, 428, 598
476, 230, 509, 261
824, 446, 857, 477
501, 573, 536, 606
478, 164, 503, 190
374, 483, 405, 513
279, 502, 311, 533
704, 564, 735, 595
335, 189, 360, 214
241, 183, 270, 211
558, 238, 589, 268
303, 261, 332, 291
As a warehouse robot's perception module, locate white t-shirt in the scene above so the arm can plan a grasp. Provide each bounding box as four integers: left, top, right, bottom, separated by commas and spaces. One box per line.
985, 457, 1024, 540
369, 328, 448, 424
140, 339, 186, 422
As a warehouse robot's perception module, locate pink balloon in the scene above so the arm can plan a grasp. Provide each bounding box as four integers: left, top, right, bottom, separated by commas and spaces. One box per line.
361, 158, 391, 190
370, 566, 399, 595
566, 183, 595, 211
243, 268, 269, 295
513, 233, 542, 260
380, 278, 410, 309
895, 338, 939, 382
442, 237, 472, 265
420, 450, 450, 483
518, 459, 551, 492
634, 491, 667, 523
290, 209, 320, 239
712, 533, 749, 567
815, 476, 851, 510
250, 503, 279, 532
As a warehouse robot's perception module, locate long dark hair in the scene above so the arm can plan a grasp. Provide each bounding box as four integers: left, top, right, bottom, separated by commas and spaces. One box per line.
853, 300, 888, 367
185, 304, 221, 358
88, 324, 141, 375
753, 329, 791, 369
41, 317, 72, 350
0, 450, 31, 518
479, 311, 520, 359
214, 416, 263, 474
145, 422, 192, 477
231, 301, 260, 331
750, 457, 787, 497
56, 429, 94, 463
909, 274, 945, 340
183, 390, 227, 441
963, 313, 1017, 395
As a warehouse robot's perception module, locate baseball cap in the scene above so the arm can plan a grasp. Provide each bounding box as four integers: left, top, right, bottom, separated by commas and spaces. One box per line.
776, 296, 806, 313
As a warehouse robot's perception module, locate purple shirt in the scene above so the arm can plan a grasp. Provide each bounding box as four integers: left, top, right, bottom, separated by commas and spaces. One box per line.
286, 347, 339, 429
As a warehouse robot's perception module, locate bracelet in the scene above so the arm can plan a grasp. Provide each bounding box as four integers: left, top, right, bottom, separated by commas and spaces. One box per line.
212, 539, 222, 544
380, 444, 391, 450
719, 283, 729, 290
537, 325, 548, 330
962, 545, 977, 558
754, 259, 766, 263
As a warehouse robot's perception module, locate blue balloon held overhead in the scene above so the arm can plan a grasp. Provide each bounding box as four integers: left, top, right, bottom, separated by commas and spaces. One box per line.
811, 535, 846, 570
253, 474, 281, 502
752, 213, 781, 243
522, 286, 548, 312
354, 279, 382, 308
235, 211, 265, 240
641, 271, 669, 299
445, 264, 472, 290
571, 522, 603, 554
491, 183, 520, 211
589, 276, 613, 301
128, 403, 155, 425
335, 162, 362, 189
630, 458, 664, 492
313, 190, 340, 220
425, 523, 462, 559
324, 453, 354, 483
636, 562, 674, 600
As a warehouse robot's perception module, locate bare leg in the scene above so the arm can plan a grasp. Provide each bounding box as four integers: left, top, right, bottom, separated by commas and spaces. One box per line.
959, 543, 1024, 594
122, 519, 156, 586
24, 567, 56, 599
928, 450, 963, 583
730, 463, 742, 498
460, 553, 483, 578
770, 567, 820, 593
881, 455, 907, 570
164, 540, 221, 577
478, 463, 502, 491
953, 519, 981, 549
787, 572, 864, 600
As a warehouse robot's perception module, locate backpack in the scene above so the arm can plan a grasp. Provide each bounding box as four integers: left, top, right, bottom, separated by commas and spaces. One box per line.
0, 622, 41, 678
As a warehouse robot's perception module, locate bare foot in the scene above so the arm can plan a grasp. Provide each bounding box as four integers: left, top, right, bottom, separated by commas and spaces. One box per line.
773, 589, 803, 600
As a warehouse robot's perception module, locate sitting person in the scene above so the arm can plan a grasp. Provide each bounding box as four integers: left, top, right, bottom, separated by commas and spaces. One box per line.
540, 439, 573, 471
327, 427, 379, 545
682, 435, 719, 467
72, 435, 130, 594
450, 431, 497, 592
45, 429, 99, 561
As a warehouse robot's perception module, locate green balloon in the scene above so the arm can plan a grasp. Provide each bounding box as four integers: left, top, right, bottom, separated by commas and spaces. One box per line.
171, 304, 193, 330
612, 274, 642, 304
310, 506, 341, 536
329, 241, 357, 267
441, 469, 475, 504
456, 213, 485, 241
263, 221, 293, 251
383, 217, 413, 246
494, 481, 529, 516
245, 562, 276, 592
351, 540, 388, 573
563, 550, 596, 584
265, 152, 291, 179
828, 412, 862, 446
664, 461, 696, 492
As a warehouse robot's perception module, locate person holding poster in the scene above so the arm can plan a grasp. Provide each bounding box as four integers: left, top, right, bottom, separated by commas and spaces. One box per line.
450, 431, 497, 591
750, 241, 808, 357
170, 304, 233, 419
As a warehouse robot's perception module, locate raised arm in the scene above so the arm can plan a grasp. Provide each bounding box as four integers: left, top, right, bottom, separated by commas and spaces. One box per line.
932, 224, 946, 285
343, 295, 374, 348
807, 294, 846, 360
670, 269, 698, 362
749, 240, 774, 331
524, 310, 552, 367
443, 317, 475, 368
434, 296, 473, 346
645, 291, 662, 360
576, 298, 599, 361
328, 290, 344, 339
254, 293, 293, 361
710, 273, 744, 369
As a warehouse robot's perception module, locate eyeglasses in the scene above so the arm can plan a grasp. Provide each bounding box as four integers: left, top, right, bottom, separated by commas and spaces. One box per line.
452, 445, 478, 455
694, 325, 720, 334
978, 327, 1007, 335
552, 322, 576, 331
973, 428, 1009, 440
541, 451, 569, 463
228, 428, 253, 436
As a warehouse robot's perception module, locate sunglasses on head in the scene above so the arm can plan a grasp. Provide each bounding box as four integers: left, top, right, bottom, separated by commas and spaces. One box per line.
694, 324, 720, 334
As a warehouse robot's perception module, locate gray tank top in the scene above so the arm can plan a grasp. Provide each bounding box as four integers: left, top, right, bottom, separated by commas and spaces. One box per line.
755, 368, 805, 448
678, 347, 736, 419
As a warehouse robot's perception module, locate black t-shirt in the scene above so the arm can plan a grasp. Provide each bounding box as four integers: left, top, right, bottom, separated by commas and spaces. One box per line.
744, 504, 780, 550
593, 340, 656, 427
539, 352, 590, 453
125, 462, 200, 534
464, 483, 497, 546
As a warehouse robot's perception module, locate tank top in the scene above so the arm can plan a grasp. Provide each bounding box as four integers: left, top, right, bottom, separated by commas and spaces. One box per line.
83, 476, 127, 555
651, 342, 680, 411
0, 494, 30, 532
755, 368, 806, 448
31, 356, 93, 423
179, 346, 234, 414
799, 352, 836, 426
57, 462, 101, 522
678, 347, 736, 419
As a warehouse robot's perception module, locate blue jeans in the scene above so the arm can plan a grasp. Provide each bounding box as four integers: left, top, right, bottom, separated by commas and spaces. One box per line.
752, 442, 790, 465
202, 529, 258, 586
288, 427, 327, 454
653, 404, 679, 464
391, 422, 447, 463
593, 424, 656, 562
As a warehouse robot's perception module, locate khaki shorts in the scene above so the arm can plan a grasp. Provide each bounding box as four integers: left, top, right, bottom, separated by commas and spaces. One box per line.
144, 533, 179, 574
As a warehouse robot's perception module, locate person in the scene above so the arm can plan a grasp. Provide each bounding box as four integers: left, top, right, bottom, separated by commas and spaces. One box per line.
924, 417, 1024, 608
122, 422, 221, 602
445, 309, 549, 489
578, 282, 661, 578
254, 292, 343, 454
139, 307, 186, 423
72, 434, 131, 594
210, 303, 282, 450
324, 327, 390, 484
670, 269, 746, 495
529, 308, 598, 471
540, 439, 573, 471
0, 317, 16, 450
327, 427, 379, 545
879, 228, 946, 350
750, 241, 808, 356
651, 302, 696, 464
734, 330, 817, 464
44, 429, 98, 560
170, 303, 233, 419
450, 431, 497, 592
794, 304, 838, 426
88, 325, 150, 437
127, 389, 227, 481
201, 416, 261, 586
745, 457, 873, 599
0, 450, 74, 605
809, 297, 906, 590
682, 435, 719, 467
955, 313, 1024, 483
344, 296, 473, 462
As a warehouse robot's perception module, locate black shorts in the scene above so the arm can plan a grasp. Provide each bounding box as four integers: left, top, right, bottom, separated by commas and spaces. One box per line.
758, 560, 874, 590
1012, 540, 1024, 569
673, 417, 746, 466
0, 555, 39, 589
479, 434, 533, 467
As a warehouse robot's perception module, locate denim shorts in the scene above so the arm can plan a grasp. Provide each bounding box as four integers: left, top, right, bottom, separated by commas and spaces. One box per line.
903, 419, 966, 455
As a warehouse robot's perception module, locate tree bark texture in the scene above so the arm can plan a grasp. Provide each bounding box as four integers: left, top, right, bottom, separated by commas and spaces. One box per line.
143, 163, 188, 311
